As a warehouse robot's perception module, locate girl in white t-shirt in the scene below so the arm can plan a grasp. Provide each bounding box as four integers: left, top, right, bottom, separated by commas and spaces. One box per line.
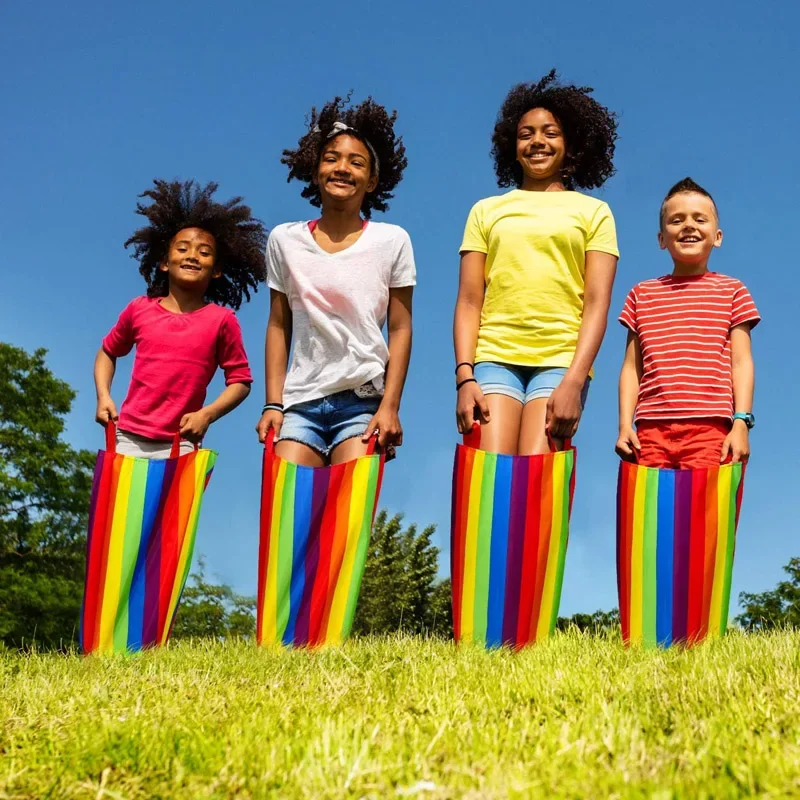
256, 96, 416, 466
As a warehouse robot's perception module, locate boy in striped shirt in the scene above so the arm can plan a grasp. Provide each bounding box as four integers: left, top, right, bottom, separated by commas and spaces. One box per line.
616, 178, 760, 468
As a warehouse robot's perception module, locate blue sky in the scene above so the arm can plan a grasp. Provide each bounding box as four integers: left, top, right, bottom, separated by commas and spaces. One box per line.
1, 0, 797, 615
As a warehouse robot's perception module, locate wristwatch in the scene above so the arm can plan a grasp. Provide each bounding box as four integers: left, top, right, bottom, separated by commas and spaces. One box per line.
733, 412, 755, 429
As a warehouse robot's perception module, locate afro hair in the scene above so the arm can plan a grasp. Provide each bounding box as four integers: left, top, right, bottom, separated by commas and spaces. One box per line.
281, 94, 407, 218
124, 179, 267, 310
491, 69, 618, 190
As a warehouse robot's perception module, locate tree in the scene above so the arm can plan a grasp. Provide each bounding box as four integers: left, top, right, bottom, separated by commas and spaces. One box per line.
171, 557, 256, 640
557, 608, 620, 633
0, 343, 95, 648
353, 510, 451, 637
737, 557, 800, 631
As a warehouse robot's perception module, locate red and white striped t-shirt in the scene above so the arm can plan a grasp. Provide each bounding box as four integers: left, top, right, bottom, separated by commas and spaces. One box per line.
619, 272, 760, 422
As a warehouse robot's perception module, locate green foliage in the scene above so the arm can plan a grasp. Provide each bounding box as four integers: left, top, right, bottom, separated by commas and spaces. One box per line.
353, 510, 452, 637
172, 557, 256, 640
0, 343, 95, 648
3, 632, 800, 797
557, 607, 620, 633
737, 556, 800, 630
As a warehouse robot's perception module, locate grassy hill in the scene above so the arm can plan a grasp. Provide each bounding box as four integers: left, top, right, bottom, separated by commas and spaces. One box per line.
2, 631, 799, 798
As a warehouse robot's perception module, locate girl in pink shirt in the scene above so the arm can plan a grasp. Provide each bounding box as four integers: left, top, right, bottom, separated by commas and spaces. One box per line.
95, 179, 267, 458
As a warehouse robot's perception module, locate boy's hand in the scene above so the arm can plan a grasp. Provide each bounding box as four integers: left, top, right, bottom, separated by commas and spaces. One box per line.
456, 382, 490, 434
546, 378, 583, 439
721, 420, 750, 463
256, 410, 284, 443
179, 409, 214, 443
95, 395, 118, 427
615, 425, 641, 461
364, 402, 403, 449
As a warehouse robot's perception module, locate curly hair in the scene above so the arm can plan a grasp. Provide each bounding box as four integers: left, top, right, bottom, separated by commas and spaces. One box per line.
124, 179, 267, 310
491, 69, 618, 190
660, 177, 718, 228
281, 95, 407, 218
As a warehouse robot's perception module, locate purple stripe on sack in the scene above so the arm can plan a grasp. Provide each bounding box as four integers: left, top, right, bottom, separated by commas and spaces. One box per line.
672, 469, 692, 642
502, 457, 529, 645
294, 467, 330, 644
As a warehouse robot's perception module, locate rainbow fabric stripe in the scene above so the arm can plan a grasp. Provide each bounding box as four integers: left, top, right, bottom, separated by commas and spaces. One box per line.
257, 445, 384, 648
81, 441, 216, 654
451, 441, 576, 648
616, 461, 745, 647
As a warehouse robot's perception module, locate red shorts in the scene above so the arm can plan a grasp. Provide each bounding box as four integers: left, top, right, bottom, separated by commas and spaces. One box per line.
636, 419, 731, 469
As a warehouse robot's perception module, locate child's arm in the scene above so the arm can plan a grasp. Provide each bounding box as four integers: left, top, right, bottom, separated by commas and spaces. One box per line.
453, 251, 491, 434
615, 330, 643, 459
547, 250, 618, 438
721, 323, 755, 463
363, 287, 413, 448
94, 347, 119, 426
256, 289, 292, 442
180, 383, 251, 443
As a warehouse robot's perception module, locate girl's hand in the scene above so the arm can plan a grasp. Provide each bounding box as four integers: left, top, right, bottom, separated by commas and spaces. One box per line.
546, 378, 583, 439
721, 420, 750, 463
615, 425, 641, 461
95, 395, 119, 427
179, 409, 214, 443
256, 410, 284, 443
456, 382, 490, 434
364, 403, 403, 449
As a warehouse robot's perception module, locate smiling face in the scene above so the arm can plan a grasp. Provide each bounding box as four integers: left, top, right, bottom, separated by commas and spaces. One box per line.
159, 227, 220, 294
659, 192, 722, 266
315, 134, 378, 208
515, 107, 568, 187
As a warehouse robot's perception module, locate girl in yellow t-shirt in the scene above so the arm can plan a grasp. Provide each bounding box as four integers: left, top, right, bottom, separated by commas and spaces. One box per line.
454, 70, 620, 454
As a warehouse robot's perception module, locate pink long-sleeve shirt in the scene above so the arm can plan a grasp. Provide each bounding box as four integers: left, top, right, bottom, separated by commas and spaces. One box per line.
103, 296, 252, 440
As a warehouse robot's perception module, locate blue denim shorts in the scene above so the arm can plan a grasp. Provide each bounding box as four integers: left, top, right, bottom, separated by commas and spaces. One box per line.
473, 362, 590, 406
278, 390, 380, 457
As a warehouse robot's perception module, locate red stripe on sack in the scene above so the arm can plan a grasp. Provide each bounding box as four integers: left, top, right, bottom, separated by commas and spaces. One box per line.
686, 469, 708, 643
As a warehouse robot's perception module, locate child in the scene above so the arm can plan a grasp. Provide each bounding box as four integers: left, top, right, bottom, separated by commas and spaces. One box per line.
616, 177, 760, 468
256, 95, 415, 465
95, 179, 267, 457
454, 70, 619, 454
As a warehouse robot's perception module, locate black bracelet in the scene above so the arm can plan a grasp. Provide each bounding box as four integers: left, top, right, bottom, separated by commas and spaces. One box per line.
262, 403, 285, 414
456, 377, 478, 391
455, 361, 474, 374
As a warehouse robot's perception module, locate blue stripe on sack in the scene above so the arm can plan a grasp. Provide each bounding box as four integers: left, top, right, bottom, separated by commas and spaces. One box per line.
656, 469, 675, 646
284, 466, 313, 645
127, 459, 166, 651
486, 455, 512, 648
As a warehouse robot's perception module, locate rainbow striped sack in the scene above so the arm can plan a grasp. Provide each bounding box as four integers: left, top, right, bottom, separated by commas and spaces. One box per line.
257, 431, 385, 647
80, 422, 216, 654
451, 426, 577, 648
616, 460, 745, 648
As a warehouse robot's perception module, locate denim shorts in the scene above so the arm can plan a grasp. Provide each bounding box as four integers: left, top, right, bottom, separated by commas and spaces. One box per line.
473, 362, 590, 406
278, 390, 380, 457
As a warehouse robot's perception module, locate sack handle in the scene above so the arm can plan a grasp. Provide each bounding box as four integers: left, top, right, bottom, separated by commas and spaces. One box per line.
263, 426, 380, 456
104, 419, 198, 458
463, 423, 572, 453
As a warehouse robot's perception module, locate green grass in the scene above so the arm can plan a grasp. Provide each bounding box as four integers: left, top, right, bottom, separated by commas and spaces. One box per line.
2, 631, 799, 799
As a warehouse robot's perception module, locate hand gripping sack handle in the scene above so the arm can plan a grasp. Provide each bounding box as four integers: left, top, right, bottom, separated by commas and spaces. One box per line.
451, 424, 577, 649
616, 458, 746, 648
80, 421, 217, 654
257, 429, 385, 648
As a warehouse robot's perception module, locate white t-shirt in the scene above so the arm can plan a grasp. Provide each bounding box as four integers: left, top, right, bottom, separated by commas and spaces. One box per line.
266, 220, 417, 409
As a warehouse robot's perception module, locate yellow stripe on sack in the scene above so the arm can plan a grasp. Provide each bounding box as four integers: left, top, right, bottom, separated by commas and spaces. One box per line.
263, 459, 286, 645
707, 465, 732, 638
461, 449, 484, 642
537, 452, 566, 641
326, 457, 371, 645
98, 457, 134, 652
629, 464, 648, 645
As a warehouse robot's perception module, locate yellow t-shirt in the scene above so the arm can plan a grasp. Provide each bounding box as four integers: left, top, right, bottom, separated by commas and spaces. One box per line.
460, 189, 619, 368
